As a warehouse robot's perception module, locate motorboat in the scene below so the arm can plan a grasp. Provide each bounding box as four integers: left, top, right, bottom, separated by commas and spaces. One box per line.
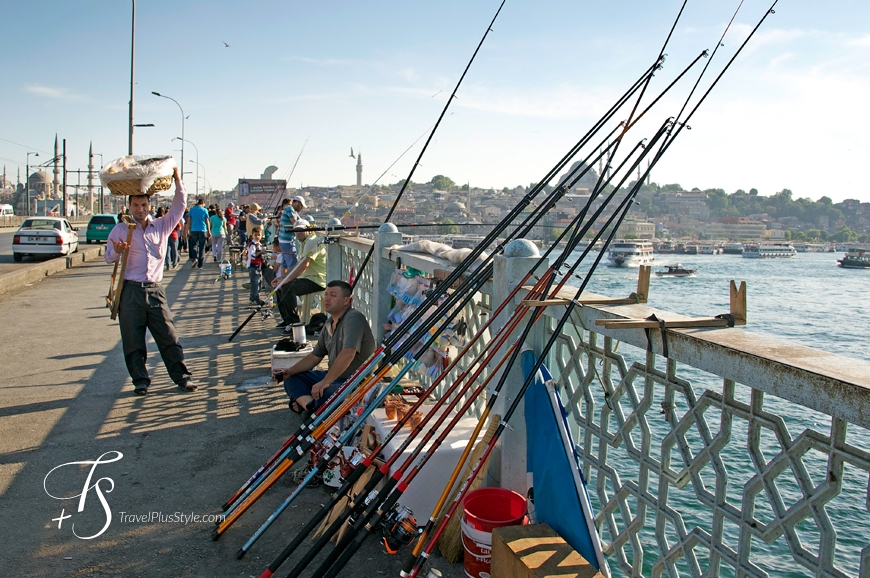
607, 240, 655, 267
655, 264, 697, 277
838, 249, 870, 269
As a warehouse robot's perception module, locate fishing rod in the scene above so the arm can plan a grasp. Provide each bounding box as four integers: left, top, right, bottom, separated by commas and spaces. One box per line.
224, 46, 679, 527
400, 144, 669, 578
342, 125, 433, 220
220, 42, 667, 536
262, 137, 310, 215
352, 0, 505, 290
259, 269, 560, 577
404, 6, 780, 575
233, 267, 500, 555
291, 115, 670, 578
224, 44, 697, 526
316, 126, 670, 578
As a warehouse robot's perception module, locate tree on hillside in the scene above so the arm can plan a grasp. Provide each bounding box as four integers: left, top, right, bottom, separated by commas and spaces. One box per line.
440, 218, 460, 234
430, 175, 455, 190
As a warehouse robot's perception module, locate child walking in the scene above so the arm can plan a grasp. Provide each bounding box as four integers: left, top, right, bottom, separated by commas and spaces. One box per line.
246, 227, 265, 305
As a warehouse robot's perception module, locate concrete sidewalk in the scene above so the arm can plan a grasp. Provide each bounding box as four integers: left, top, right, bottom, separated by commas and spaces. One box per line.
0, 258, 463, 577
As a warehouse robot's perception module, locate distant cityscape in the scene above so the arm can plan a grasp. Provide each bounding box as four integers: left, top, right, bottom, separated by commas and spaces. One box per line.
2, 158, 868, 244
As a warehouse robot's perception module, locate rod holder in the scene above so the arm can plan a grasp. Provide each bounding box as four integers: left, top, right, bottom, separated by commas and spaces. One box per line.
521, 265, 651, 307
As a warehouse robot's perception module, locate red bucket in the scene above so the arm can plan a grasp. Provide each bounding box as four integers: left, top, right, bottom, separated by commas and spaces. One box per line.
461, 488, 527, 578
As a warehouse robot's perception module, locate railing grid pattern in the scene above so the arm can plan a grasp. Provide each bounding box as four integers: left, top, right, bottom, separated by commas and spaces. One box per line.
546, 315, 870, 578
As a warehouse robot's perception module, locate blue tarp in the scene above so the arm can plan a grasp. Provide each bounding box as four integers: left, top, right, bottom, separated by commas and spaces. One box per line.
522, 348, 606, 574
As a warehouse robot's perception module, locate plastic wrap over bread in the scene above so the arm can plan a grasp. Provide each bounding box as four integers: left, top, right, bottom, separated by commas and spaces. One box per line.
100, 155, 177, 196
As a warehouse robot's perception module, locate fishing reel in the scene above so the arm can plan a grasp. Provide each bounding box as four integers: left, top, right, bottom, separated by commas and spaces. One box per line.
347, 489, 381, 527
381, 504, 420, 555
259, 295, 274, 320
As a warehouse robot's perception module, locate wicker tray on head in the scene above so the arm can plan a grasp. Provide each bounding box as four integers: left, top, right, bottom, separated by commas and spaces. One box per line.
107, 175, 173, 197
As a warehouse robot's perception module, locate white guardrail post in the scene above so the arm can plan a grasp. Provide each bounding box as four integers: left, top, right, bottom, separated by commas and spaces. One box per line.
485, 239, 548, 495
371, 223, 403, 344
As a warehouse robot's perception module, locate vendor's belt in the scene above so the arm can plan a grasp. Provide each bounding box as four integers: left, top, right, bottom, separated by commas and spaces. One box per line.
124, 280, 159, 288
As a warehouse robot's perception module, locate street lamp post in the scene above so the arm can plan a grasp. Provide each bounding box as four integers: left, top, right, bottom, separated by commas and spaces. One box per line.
174, 137, 198, 199
190, 159, 207, 205
94, 153, 104, 213
128, 0, 135, 154
26, 152, 39, 216
152, 92, 184, 177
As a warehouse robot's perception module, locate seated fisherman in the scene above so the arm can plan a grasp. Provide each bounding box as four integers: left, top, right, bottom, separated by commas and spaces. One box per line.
272, 280, 376, 416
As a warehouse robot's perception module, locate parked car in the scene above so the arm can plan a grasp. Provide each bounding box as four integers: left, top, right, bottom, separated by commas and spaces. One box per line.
12, 217, 79, 261
86, 214, 119, 243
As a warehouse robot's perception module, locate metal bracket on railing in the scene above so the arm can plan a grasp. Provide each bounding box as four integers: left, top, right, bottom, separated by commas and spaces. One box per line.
520, 265, 651, 308
595, 280, 747, 330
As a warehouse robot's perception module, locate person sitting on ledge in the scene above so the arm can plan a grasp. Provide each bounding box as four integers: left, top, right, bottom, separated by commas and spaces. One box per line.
272, 280, 375, 417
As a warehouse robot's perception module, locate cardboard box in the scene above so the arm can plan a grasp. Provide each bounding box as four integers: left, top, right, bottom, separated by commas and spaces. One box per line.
491, 523, 604, 578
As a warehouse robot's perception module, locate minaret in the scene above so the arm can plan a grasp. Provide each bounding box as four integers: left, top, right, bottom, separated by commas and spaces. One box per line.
53, 134, 60, 199
356, 150, 362, 187
88, 142, 95, 214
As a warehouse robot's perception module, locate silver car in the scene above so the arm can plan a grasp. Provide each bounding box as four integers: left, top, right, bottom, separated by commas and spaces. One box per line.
12, 217, 79, 261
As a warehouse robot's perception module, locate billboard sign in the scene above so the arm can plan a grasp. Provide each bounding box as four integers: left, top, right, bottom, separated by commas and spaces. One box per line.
237, 179, 287, 211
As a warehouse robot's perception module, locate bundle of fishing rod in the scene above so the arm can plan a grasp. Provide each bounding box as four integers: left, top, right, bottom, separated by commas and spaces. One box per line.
216, 1, 778, 576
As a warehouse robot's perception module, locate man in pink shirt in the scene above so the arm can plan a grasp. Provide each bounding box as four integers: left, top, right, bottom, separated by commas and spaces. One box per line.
105, 166, 197, 395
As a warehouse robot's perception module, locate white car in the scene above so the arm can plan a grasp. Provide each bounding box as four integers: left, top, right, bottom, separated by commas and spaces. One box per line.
13, 217, 80, 261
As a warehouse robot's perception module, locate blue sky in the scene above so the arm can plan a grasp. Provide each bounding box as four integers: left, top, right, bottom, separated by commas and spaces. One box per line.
2, 0, 869, 202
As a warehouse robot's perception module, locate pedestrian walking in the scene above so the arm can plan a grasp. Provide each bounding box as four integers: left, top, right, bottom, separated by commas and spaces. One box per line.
209, 208, 227, 262
184, 198, 209, 268
104, 166, 197, 395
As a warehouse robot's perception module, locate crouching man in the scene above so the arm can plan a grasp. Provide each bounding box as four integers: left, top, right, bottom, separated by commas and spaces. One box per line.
272, 280, 375, 416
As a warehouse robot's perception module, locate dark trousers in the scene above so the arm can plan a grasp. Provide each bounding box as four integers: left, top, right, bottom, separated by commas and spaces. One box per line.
118, 282, 190, 389
277, 277, 324, 324
189, 231, 207, 266
283, 370, 343, 410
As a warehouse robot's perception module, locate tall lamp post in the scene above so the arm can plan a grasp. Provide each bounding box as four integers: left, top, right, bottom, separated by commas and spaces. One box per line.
152, 92, 185, 177
94, 153, 104, 213
26, 152, 39, 216
190, 159, 207, 205
174, 137, 198, 198
128, 0, 136, 154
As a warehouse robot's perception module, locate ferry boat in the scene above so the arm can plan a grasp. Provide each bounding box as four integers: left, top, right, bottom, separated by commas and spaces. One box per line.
742, 242, 797, 259
655, 264, 697, 277
837, 249, 870, 269
722, 242, 744, 255
684, 244, 699, 255
607, 240, 654, 267
655, 241, 674, 254
698, 243, 719, 255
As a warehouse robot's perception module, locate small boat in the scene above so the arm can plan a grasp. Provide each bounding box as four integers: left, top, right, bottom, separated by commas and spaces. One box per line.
655, 264, 697, 277
838, 249, 870, 269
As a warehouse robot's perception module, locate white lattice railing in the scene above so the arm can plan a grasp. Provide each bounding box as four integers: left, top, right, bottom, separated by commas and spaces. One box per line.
332, 234, 870, 578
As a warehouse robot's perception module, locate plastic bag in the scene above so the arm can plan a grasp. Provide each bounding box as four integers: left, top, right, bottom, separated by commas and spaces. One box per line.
100, 155, 177, 194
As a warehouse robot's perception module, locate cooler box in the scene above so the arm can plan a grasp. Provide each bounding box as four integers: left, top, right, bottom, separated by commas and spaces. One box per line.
271, 345, 313, 373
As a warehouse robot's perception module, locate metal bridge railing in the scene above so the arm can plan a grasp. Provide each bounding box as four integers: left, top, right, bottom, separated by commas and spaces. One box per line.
329, 232, 870, 578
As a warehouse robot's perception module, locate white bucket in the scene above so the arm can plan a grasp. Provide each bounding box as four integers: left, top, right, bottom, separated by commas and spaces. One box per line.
460, 518, 493, 578
271, 345, 313, 373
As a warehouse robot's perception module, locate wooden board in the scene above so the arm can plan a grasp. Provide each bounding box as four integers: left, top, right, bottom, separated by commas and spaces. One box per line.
491, 523, 605, 578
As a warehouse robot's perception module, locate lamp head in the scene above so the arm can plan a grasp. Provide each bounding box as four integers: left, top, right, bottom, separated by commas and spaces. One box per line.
152, 91, 161, 96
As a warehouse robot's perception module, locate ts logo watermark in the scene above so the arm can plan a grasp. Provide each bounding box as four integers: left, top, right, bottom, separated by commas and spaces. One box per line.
43, 451, 123, 540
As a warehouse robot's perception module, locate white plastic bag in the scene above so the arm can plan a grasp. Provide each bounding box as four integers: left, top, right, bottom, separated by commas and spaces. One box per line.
100, 155, 177, 194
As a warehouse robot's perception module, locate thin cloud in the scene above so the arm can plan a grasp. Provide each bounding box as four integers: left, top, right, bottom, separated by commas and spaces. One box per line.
25, 85, 81, 100
849, 34, 870, 47
287, 55, 360, 66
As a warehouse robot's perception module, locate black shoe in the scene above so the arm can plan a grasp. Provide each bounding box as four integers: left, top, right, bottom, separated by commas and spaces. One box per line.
134, 386, 148, 396
177, 379, 198, 392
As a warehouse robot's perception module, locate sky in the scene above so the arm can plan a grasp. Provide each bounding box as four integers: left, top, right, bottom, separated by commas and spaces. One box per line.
1, 0, 869, 202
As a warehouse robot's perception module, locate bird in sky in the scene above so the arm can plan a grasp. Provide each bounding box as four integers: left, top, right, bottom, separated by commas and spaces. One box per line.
349, 147, 355, 158
223, 41, 232, 48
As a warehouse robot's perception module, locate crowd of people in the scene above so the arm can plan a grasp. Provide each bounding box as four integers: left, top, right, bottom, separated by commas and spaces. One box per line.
109, 187, 373, 414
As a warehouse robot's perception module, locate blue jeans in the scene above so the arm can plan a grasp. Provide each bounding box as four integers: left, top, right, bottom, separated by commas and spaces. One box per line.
248, 265, 261, 302
283, 370, 343, 410
189, 231, 207, 266
165, 237, 178, 268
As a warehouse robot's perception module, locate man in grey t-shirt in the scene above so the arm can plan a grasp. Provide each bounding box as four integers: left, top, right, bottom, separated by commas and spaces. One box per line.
273, 280, 376, 414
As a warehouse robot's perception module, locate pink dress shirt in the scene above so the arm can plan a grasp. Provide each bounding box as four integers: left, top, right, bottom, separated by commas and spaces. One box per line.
105, 181, 187, 283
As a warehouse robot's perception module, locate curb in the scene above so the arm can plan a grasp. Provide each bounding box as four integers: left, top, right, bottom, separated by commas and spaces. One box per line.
0, 246, 105, 296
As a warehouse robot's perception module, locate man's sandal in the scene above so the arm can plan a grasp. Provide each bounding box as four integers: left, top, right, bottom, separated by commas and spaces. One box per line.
177, 380, 198, 392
